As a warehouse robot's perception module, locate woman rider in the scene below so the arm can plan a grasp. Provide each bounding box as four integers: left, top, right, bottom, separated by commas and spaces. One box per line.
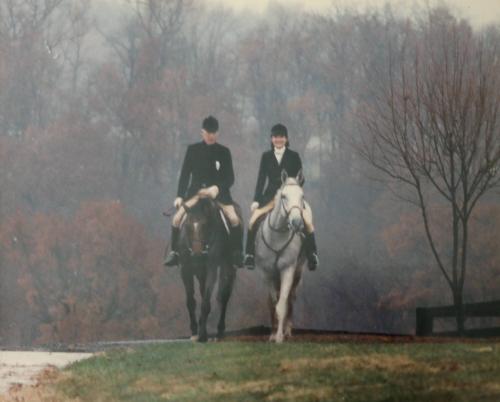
243, 123, 319, 270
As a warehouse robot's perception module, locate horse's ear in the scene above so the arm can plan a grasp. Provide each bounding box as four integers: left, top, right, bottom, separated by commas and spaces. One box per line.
281, 169, 288, 184
296, 169, 304, 186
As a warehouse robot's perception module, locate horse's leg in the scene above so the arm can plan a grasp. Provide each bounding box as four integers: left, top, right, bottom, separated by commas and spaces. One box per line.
198, 264, 218, 343
275, 266, 295, 343
268, 293, 278, 341
285, 292, 294, 338
180, 264, 198, 340
285, 266, 302, 338
216, 260, 235, 340
267, 273, 280, 342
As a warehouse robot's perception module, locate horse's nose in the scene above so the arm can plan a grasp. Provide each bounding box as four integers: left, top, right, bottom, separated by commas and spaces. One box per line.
289, 216, 304, 233
191, 240, 204, 255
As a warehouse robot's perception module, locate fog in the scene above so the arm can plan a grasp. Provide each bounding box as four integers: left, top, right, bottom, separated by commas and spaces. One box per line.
0, 0, 499, 347
206, 0, 500, 26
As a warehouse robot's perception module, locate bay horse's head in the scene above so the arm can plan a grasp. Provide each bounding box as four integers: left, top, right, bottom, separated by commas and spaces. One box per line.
181, 199, 217, 261
277, 169, 305, 233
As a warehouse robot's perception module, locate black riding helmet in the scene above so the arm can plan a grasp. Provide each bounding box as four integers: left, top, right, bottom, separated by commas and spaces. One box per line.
202, 115, 219, 133
271, 123, 288, 137
270, 123, 289, 148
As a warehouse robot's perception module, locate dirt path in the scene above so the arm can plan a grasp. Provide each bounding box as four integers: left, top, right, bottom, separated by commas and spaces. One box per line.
0, 351, 92, 396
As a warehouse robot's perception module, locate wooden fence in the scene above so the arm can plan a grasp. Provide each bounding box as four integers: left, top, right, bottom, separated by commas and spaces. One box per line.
416, 300, 500, 337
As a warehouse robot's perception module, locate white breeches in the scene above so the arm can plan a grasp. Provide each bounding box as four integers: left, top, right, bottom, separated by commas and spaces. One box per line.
172, 195, 241, 228
217, 203, 241, 227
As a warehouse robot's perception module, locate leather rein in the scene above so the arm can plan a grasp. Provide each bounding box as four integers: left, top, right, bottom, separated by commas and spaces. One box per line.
181, 200, 218, 256
260, 183, 305, 267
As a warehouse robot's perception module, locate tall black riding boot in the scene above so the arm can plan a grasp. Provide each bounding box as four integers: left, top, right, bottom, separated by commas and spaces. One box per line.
230, 224, 244, 268
304, 232, 319, 271
164, 227, 180, 267
244, 228, 256, 269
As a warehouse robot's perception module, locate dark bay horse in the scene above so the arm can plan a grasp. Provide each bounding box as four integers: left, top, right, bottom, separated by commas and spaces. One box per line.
178, 198, 235, 342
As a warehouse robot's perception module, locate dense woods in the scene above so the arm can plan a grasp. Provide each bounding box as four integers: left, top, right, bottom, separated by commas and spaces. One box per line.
0, 0, 499, 346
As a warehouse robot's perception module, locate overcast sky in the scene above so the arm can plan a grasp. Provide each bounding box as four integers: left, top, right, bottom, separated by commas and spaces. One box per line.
205, 0, 500, 27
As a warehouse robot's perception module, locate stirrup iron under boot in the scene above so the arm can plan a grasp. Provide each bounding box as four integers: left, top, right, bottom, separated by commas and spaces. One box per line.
164, 227, 180, 267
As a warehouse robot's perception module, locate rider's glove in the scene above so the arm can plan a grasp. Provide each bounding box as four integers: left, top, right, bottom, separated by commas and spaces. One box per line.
174, 197, 183, 209
250, 202, 259, 212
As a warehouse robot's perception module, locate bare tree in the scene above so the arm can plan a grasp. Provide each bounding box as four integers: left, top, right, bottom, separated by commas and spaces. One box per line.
54, 0, 93, 93
128, 0, 192, 77
0, 0, 64, 134
0, 0, 93, 134
358, 9, 500, 333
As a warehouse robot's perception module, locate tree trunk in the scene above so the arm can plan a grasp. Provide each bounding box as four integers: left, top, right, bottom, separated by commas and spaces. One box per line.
453, 289, 465, 335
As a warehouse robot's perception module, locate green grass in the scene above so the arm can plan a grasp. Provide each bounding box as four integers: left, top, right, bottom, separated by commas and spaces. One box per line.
50, 341, 500, 401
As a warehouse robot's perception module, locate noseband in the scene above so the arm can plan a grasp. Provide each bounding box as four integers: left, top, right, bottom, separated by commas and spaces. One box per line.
260, 182, 306, 269
268, 183, 304, 233
182, 202, 213, 257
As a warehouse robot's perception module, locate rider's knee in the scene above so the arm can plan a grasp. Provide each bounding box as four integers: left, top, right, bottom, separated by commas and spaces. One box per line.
304, 222, 314, 233
218, 203, 241, 227
303, 201, 314, 232
172, 208, 186, 227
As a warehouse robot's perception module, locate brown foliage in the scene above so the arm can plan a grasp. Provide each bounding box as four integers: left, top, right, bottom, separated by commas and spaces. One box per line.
0, 202, 185, 344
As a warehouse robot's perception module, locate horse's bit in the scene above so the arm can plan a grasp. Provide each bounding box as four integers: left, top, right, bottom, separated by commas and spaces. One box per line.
261, 182, 305, 268
267, 183, 305, 233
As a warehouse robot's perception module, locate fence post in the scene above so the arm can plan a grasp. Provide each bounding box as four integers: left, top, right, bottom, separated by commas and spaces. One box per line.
416, 307, 433, 336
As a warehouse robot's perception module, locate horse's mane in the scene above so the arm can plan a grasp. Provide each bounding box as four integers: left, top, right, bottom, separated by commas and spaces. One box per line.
190, 198, 217, 217
180, 198, 221, 252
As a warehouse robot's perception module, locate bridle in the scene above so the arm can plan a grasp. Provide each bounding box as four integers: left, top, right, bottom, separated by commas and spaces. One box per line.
261, 181, 305, 268
182, 201, 215, 257
267, 182, 304, 233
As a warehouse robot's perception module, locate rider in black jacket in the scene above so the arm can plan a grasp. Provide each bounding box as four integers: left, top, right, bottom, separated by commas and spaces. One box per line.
244, 124, 319, 270
164, 116, 243, 267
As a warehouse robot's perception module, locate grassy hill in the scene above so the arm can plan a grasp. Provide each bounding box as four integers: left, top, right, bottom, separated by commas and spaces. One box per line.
4, 337, 500, 401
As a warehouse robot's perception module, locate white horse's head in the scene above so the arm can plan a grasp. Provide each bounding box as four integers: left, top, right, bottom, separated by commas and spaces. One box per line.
277, 169, 305, 233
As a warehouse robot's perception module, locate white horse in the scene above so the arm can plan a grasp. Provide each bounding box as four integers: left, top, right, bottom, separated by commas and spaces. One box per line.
254, 170, 306, 343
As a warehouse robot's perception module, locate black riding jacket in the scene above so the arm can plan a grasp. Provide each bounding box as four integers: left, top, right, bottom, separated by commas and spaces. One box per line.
253, 148, 304, 206
177, 141, 234, 204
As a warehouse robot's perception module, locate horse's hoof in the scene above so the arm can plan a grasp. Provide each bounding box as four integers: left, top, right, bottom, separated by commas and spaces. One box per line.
198, 335, 208, 343
275, 334, 284, 344
269, 333, 276, 342
190, 335, 199, 342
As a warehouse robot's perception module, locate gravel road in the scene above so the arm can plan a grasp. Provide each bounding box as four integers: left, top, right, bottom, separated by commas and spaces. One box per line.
0, 351, 92, 395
